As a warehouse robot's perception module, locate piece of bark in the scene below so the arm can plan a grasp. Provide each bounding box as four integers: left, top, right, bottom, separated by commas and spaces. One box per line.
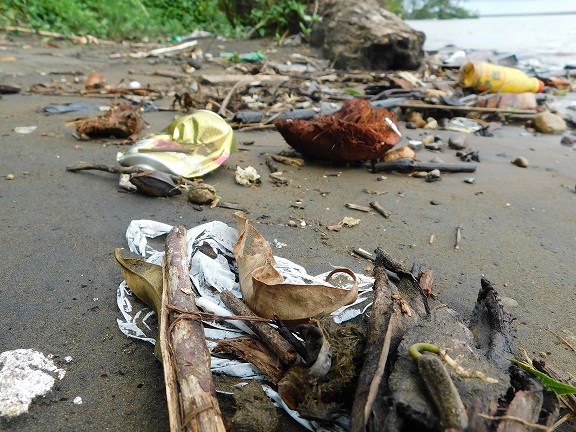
350, 251, 396, 432
213, 335, 285, 384
468, 278, 515, 368
372, 158, 477, 173
496, 390, 543, 432
265, 154, 279, 173
220, 290, 297, 366
160, 226, 225, 432
270, 154, 305, 167
374, 248, 430, 314
417, 353, 469, 431
418, 269, 436, 299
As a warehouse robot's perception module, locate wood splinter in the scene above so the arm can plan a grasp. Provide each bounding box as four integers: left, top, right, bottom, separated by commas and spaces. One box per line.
455, 225, 463, 252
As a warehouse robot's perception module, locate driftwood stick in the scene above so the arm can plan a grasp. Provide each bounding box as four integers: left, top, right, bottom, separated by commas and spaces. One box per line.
220, 290, 297, 365
369, 201, 391, 219
350, 250, 396, 432
372, 158, 477, 173
66, 161, 196, 186
398, 101, 537, 115
265, 154, 280, 173
161, 226, 225, 432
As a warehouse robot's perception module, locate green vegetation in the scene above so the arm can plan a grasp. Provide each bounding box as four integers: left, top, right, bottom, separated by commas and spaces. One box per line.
1, 0, 475, 42
0, 0, 234, 41
401, 0, 476, 19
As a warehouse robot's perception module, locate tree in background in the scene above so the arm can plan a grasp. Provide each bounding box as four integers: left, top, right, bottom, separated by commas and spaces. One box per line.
399, 0, 476, 19
1, 0, 475, 41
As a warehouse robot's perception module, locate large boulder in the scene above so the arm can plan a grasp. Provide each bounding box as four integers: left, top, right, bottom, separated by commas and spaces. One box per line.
311, 0, 425, 71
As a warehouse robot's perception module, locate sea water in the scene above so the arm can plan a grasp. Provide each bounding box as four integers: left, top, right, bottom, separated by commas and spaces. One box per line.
407, 14, 576, 67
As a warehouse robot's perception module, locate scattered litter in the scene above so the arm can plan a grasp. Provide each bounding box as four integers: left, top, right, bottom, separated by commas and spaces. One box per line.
235, 166, 261, 186
73, 396, 83, 405
117, 110, 235, 178
41, 102, 103, 115
14, 126, 37, 134
0, 349, 66, 418
341, 217, 361, 227
459, 62, 544, 93
273, 239, 287, 249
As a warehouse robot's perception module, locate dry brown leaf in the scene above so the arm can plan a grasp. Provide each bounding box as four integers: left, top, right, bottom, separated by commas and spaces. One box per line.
233, 212, 358, 320
114, 248, 163, 314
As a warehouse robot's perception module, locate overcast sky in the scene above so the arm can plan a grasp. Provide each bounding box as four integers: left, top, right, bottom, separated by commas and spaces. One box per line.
463, 0, 576, 16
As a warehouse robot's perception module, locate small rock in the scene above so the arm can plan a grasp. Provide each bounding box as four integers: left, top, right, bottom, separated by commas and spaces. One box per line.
406, 111, 427, 128
425, 169, 441, 182
6, 173, 14, 180
560, 135, 574, 146
188, 183, 217, 205
430, 200, 440, 205
424, 118, 438, 129
500, 296, 519, 309
533, 111, 567, 134
463, 178, 475, 184
405, 122, 417, 129
448, 133, 468, 150
437, 118, 449, 128
429, 157, 444, 164
288, 220, 298, 228
422, 134, 435, 145
425, 142, 444, 151
412, 171, 428, 178
408, 140, 423, 151
512, 157, 529, 168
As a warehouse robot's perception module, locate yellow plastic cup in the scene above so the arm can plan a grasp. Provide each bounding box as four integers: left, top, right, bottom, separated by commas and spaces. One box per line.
459, 62, 544, 93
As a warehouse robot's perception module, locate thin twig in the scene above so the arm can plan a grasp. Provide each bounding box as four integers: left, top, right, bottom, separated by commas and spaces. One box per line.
477, 413, 549, 431
546, 328, 576, 353
218, 80, 246, 116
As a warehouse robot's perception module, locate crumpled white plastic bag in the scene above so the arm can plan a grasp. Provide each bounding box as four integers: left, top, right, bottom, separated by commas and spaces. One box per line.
116, 219, 374, 431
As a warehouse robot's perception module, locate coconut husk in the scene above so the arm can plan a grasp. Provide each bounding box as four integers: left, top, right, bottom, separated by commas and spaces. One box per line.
73, 101, 144, 138
274, 99, 401, 162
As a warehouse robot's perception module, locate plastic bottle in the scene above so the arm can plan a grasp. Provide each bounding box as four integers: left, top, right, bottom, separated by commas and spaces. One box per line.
458, 62, 544, 93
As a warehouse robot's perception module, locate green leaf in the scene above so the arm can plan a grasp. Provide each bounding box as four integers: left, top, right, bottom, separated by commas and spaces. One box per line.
510, 359, 576, 395
344, 89, 361, 95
